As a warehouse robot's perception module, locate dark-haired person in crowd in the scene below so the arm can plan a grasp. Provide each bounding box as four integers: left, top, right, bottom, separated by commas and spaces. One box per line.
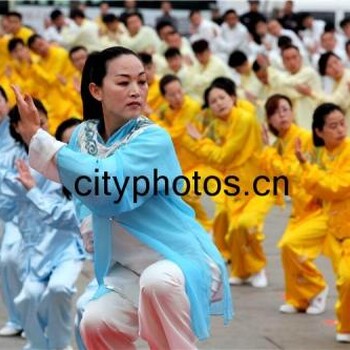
216, 9, 251, 63
12, 45, 232, 349
256, 45, 321, 130
3, 11, 35, 44
277, 0, 299, 33
43, 8, 75, 45
299, 12, 325, 56
26, 34, 78, 133
0, 98, 84, 349
120, 12, 161, 54
261, 94, 328, 316
240, 0, 266, 43
155, 1, 178, 29
295, 52, 350, 129
228, 50, 262, 103
189, 39, 231, 102
138, 52, 166, 116
61, 8, 103, 52
295, 103, 350, 343
154, 74, 212, 231
100, 13, 127, 47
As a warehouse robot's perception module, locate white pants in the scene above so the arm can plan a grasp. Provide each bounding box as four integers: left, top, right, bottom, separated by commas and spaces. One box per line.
80, 260, 197, 350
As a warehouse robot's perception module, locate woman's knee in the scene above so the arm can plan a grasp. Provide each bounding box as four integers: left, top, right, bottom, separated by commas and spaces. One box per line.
140, 261, 185, 299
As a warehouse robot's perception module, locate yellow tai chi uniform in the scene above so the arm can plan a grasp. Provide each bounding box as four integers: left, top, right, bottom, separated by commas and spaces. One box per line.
261, 123, 328, 309
183, 105, 268, 279
301, 139, 350, 333
151, 95, 212, 230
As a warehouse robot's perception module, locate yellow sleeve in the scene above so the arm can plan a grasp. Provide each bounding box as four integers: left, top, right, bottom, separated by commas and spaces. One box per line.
301, 162, 350, 201
183, 111, 260, 167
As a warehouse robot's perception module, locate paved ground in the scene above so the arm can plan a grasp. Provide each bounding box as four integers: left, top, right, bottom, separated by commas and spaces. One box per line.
0, 203, 344, 349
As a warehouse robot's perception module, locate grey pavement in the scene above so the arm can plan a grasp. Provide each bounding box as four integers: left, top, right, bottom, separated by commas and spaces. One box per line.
0, 203, 344, 349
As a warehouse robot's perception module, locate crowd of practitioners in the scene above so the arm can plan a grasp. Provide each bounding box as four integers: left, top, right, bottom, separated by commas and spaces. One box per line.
0, 0, 350, 348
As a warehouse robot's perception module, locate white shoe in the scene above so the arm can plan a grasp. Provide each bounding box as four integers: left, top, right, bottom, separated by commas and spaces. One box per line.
0, 324, 22, 337
21, 331, 26, 339
249, 269, 268, 288
306, 286, 328, 315
336, 333, 350, 343
279, 303, 298, 314
229, 276, 244, 285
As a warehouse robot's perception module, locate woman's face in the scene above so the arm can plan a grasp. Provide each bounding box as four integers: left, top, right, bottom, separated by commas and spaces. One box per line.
268, 98, 294, 135
325, 55, 344, 80
208, 87, 234, 119
316, 110, 347, 150
91, 54, 148, 121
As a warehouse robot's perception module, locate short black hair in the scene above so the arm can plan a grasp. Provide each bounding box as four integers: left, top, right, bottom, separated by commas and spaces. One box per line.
102, 13, 119, 24
277, 36, 292, 49
318, 51, 340, 76
7, 38, 25, 53
55, 117, 82, 141
228, 50, 248, 68
203, 77, 236, 108
223, 9, 237, 19
252, 59, 262, 72
5, 11, 22, 20
192, 39, 209, 54
312, 103, 344, 146
125, 12, 144, 25
340, 17, 350, 29
70, 8, 85, 20
69, 45, 88, 59
155, 20, 174, 35
138, 52, 153, 66
50, 9, 63, 21
27, 34, 43, 48
159, 74, 181, 96
164, 47, 181, 60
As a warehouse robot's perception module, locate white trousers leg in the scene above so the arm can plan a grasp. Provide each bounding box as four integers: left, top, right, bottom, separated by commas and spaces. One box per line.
0, 225, 23, 329
38, 259, 82, 349
139, 260, 196, 350
80, 260, 197, 350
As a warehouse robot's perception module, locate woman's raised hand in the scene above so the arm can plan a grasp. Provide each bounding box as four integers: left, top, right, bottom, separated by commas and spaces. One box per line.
11, 85, 41, 145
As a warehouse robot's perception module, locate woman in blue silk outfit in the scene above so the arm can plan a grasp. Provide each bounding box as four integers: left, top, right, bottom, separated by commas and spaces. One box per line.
12, 46, 233, 350
0, 99, 84, 350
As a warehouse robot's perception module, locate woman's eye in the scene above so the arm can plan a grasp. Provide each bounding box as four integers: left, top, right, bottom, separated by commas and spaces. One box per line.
138, 80, 147, 85
117, 82, 128, 86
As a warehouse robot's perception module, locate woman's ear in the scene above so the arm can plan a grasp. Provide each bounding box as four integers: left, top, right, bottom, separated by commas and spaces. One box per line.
88, 83, 102, 102
315, 127, 323, 141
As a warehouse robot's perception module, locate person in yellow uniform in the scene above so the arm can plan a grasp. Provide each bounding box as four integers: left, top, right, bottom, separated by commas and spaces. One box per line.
184, 77, 269, 287
4, 12, 34, 44
295, 103, 350, 343
27, 34, 77, 133
138, 52, 166, 116
261, 94, 329, 314
156, 74, 212, 230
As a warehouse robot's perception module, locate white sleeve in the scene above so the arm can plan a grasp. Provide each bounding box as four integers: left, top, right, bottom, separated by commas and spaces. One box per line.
28, 129, 66, 182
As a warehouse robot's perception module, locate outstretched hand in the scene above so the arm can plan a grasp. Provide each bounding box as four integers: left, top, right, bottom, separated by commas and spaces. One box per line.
11, 85, 40, 145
